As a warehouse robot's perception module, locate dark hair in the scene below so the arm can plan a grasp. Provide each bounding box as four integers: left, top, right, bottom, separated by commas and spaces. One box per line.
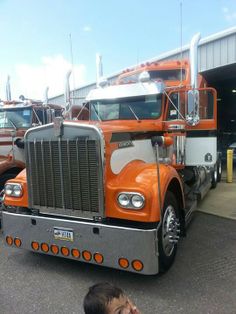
83, 282, 124, 314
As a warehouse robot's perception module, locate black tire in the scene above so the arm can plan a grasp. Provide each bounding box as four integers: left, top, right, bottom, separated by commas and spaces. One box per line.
211, 164, 218, 189
217, 158, 222, 182
158, 191, 180, 273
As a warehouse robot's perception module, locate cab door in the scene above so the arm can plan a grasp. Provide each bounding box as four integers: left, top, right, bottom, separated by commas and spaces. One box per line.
164, 88, 217, 166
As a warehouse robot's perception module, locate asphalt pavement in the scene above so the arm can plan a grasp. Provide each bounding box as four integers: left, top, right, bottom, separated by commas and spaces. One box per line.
0, 212, 236, 314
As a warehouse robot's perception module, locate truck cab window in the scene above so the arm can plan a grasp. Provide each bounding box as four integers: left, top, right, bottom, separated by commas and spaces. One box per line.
0, 108, 32, 128
33, 109, 46, 124
199, 90, 214, 119
167, 90, 214, 121
167, 92, 186, 120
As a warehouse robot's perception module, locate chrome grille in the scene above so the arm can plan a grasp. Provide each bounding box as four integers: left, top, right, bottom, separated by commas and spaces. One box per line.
26, 136, 104, 218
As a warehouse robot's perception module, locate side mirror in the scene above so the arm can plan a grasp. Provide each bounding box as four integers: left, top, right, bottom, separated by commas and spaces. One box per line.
186, 90, 200, 126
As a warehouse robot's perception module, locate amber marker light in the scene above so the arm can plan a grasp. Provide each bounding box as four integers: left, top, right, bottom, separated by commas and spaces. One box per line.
6, 236, 13, 246
31, 241, 39, 251
14, 238, 22, 248
41, 243, 49, 253
132, 260, 143, 272
51, 245, 59, 255
71, 249, 80, 258
118, 258, 129, 269
61, 247, 70, 256
82, 250, 92, 261
94, 253, 103, 264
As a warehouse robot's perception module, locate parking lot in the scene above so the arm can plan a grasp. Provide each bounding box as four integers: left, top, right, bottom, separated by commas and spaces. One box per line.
0, 179, 236, 314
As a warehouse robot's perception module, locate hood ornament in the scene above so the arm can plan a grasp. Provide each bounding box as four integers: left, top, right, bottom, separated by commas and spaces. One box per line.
54, 117, 63, 137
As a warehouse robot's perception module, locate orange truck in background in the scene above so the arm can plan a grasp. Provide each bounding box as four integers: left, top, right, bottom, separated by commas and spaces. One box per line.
2, 34, 221, 274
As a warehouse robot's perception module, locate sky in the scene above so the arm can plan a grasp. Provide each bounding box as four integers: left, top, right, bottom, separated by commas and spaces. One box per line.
0, 0, 235, 100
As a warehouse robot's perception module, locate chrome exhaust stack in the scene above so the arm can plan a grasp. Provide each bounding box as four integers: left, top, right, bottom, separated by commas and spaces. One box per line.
64, 70, 72, 118
6, 75, 11, 101
186, 33, 201, 126
96, 53, 104, 87
190, 32, 201, 89
43, 86, 49, 105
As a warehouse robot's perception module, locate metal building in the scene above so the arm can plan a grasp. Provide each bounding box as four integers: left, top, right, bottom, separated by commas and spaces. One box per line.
50, 26, 236, 154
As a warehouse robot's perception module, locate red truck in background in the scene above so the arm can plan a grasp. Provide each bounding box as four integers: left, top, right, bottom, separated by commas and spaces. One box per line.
0, 88, 63, 191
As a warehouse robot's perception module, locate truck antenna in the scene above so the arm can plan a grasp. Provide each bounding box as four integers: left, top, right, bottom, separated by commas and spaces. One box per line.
69, 33, 75, 105
180, 0, 183, 84
136, 48, 140, 69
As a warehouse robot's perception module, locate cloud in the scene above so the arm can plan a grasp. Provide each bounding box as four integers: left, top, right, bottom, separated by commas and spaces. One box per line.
82, 25, 92, 32
222, 7, 236, 23
1, 55, 87, 100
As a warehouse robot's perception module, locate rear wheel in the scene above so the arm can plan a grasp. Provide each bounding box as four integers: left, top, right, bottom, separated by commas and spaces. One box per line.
211, 164, 218, 189
217, 157, 222, 182
158, 191, 180, 273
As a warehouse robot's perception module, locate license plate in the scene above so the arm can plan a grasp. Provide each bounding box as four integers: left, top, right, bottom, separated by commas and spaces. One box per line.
54, 228, 74, 242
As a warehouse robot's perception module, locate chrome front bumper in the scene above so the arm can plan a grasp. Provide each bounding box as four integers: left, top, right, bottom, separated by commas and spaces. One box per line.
2, 212, 159, 275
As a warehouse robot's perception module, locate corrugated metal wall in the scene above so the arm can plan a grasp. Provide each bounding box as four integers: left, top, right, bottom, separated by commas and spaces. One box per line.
49, 27, 236, 106
199, 32, 236, 71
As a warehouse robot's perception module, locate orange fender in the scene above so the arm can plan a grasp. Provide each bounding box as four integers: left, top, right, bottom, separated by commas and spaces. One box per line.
106, 160, 184, 223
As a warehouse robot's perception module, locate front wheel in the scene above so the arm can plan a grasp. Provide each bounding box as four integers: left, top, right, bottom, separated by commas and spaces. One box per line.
158, 191, 180, 273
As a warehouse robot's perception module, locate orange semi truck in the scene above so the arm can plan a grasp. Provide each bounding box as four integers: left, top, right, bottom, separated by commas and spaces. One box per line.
2, 34, 220, 274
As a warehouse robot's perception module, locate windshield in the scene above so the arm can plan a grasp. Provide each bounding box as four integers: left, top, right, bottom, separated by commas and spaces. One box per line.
90, 94, 162, 121
0, 108, 32, 129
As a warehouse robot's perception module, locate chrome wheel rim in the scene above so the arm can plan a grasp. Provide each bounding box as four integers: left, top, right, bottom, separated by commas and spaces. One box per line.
218, 161, 222, 176
214, 166, 217, 182
162, 205, 180, 256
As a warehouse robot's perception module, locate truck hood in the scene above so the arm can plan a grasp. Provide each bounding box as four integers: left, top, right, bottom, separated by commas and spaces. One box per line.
67, 119, 163, 136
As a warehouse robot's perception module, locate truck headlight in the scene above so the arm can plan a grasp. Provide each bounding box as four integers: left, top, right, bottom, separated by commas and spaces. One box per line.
117, 194, 130, 207
117, 192, 145, 210
131, 194, 145, 209
4, 183, 23, 197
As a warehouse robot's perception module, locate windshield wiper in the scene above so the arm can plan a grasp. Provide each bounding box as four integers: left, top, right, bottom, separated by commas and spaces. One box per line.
8, 118, 17, 130
91, 103, 102, 122
77, 102, 88, 119
128, 105, 140, 121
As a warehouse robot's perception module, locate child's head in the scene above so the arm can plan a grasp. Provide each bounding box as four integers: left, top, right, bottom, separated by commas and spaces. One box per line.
83, 282, 140, 314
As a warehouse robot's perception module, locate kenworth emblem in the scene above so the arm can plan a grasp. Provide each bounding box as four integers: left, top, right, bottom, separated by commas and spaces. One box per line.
118, 140, 134, 149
